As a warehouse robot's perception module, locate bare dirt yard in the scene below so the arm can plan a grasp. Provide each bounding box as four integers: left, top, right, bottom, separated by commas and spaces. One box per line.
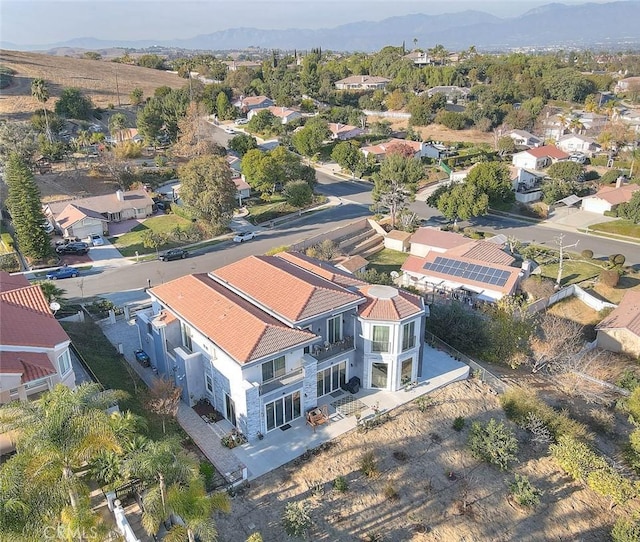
217, 380, 625, 542
0, 49, 185, 118
35, 162, 120, 203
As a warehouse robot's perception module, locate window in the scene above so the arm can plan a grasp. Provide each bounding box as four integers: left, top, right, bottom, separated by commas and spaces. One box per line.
206, 374, 213, 393
261, 356, 285, 383
401, 358, 413, 385
371, 362, 388, 388
147, 322, 152, 336
327, 315, 342, 344
180, 322, 193, 352
402, 321, 416, 351
265, 391, 301, 431
316, 361, 346, 397
57, 349, 71, 375
372, 326, 390, 352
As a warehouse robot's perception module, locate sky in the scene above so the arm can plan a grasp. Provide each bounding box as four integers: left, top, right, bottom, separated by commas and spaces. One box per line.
0, 0, 621, 46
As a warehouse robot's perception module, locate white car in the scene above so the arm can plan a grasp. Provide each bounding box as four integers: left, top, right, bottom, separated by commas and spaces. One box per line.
223, 127, 235, 134
233, 231, 256, 243
87, 234, 104, 246
235, 118, 249, 125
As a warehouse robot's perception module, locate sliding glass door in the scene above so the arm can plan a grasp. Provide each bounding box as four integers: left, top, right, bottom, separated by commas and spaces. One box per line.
265, 391, 301, 431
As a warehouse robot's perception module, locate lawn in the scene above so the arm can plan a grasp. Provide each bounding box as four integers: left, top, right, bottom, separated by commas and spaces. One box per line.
110, 215, 193, 257
63, 320, 183, 441
539, 259, 604, 286
367, 248, 410, 275
589, 219, 640, 239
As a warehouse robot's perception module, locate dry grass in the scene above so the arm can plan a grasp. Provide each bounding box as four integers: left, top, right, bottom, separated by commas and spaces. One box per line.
590, 271, 640, 304
0, 49, 185, 117
369, 115, 494, 145
546, 297, 602, 326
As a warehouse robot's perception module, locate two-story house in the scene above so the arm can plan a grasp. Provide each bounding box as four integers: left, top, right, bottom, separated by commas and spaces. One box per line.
512, 145, 569, 170
137, 252, 426, 441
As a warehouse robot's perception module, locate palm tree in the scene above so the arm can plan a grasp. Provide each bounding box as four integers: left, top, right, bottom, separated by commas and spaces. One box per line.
162, 478, 230, 542
74, 130, 91, 152
108, 112, 128, 144
569, 117, 585, 134
34, 280, 66, 304
557, 113, 570, 136
0, 383, 128, 538
31, 78, 52, 142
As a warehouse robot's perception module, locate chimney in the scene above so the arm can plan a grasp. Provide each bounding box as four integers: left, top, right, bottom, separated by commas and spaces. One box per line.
116, 189, 124, 201
616, 176, 625, 188
361, 76, 366, 83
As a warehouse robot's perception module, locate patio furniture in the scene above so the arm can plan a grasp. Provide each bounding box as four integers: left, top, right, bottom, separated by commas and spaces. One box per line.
306, 405, 329, 432
341, 376, 361, 394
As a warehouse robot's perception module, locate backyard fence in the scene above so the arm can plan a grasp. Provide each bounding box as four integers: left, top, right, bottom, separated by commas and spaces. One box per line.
526, 284, 617, 314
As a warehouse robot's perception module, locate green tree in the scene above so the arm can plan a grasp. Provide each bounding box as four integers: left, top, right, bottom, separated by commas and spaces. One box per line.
247, 109, 278, 135
137, 54, 165, 70
541, 178, 577, 205
372, 154, 423, 228
283, 180, 313, 207
34, 280, 66, 304
215, 92, 233, 120
228, 133, 258, 157
0, 121, 39, 166
547, 161, 584, 183
497, 136, 516, 155
468, 418, 519, 470
331, 140, 362, 176
427, 182, 489, 224
55, 87, 94, 120
618, 191, 640, 224
178, 155, 237, 227
142, 230, 168, 256
137, 99, 165, 144
5, 153, 53, 261
0, 383, 128, 539
130, 87, 144, 106
109, 112, 129, 143
466, 162, 515, 208
291, 117, 329, 158
30, 78, 52, 142
30, 110, 64, 137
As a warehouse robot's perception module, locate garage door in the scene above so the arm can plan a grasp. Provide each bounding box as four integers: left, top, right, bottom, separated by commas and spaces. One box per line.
71, 223, 103, 240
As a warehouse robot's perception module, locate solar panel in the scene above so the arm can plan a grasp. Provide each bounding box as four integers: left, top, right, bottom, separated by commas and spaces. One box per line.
422, 257, 512, 287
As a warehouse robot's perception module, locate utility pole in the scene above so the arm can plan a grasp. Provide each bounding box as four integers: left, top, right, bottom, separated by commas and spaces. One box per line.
555, 234, 579, 288
114, 67, 121, 107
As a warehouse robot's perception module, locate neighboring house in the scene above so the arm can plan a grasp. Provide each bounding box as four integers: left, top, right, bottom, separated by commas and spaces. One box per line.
581, 179, 640, 214
335, 255, 368, 275
426, 86, 471, 103
512, 145, 569, 170
556, 134, 600, 156
403, 51, 433, 66
0, 272, 76, 405
508, 129, 542, 148
136, 252, 426, 440
45, 190, 154, 237
335, 75, 390, 91
596, 290, 640, 357
233, 176, 251, 206
233, 95, 274, 113
513, 168, 545, 203
248, 106, 302, 124
614, 76, 640, 94
224, 60, 262, 72
361, 138, 425, 161
226, 155, 242, 178
409, 227, 472, 258
110, 128, 142, 144
401, 237, 522, 303
422, 142, 449, 160
384, 230, 412, 252
328, 123, 364, 140
615, 108, 640, 134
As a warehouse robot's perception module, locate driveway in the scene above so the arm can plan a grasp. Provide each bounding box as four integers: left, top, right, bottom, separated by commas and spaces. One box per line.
546, 207, 617, 229
88, 238, 131, 269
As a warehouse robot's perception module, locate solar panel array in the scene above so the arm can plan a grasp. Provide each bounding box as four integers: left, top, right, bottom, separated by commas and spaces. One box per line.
423, 257, 512, 287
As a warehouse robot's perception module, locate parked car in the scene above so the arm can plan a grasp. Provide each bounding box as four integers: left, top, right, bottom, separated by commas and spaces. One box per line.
56, 243, 89, 255
134, 349, 151, 367
42, 222, 55, 234
235, 118, 249, 125
233, 231, 256, 243
569, 153, 587, 164
159, 248, 188, 261
46, 266, 79, 280
223, 127, 235, 134
86, 234, 104, 246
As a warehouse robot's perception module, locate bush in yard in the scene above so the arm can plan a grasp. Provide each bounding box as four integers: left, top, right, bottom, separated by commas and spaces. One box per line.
508, 474, 541, 508
453, 416, 466, 431
617, 370, 640, 392
383, 483, 399, 500
609, 253, 626, 267
333, 476, 348, 492
600, 268, 620, 287
246, 534, 263, 542
611, 518, 640, 542
520, 276, 555, 300
587, 467, 636, 508
282, 502, 312, 538
468, 418, 519, 470
360, 451, 379, 478
581, 249, 594, 259
283, 180, 313, 207
627, 387, 640, 424
549, 435, 607, 482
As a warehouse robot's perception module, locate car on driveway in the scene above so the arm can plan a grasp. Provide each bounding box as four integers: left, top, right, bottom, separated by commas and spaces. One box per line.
46, 266, 79, 280
223, 127, 235, 134
86, 234, 104, 246
56, 243, 89, 255
233, 231, 256, 243
159, 248, 188, 261
235, 118, 249, 125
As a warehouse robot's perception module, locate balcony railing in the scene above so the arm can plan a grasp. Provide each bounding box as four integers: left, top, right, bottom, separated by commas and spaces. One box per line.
166, 340, 192, 355
311, 336, 354, 361
259, 366, 304, 395
371, 341, 391, 353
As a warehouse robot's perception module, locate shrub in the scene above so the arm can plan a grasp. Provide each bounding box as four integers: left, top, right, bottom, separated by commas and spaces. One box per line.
627, 387, 640, 424
587, 467, 636, 507
282, 502, 312, 538
520, 276, 555, 300
283, 180, 313, 207
265, 245, 290, 256
114, 141, 143, 159
199, 461, 216, 492
383, 483, 399, 500
611, 518, 640, 542
508, 474, 541, 508
468, 418, 519, 470
549, 435, 607, 482
246, 534, 263, 542
618, 370, 640, 392
415, 396, 433, 412
581, 249, 594, 259
609, 253, 626, 266
333, 476, 348, 492
453, 416, 466, 431
360, 451, 378, 478
600, 268, 620, 287
589, 408, 615, 433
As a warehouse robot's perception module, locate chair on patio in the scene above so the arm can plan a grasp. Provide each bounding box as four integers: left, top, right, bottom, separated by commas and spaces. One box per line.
306, 405, 329, 432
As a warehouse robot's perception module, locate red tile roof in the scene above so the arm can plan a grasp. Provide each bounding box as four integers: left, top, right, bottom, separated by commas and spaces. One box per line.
151, 274, 316, 364
55, 204, 108, 229
596, 290, 640, 337
448, 240, 516, 266
275, 252, 366, 289
212, 255, 363, 323
525, 145, 569, 159
336, 255, 368, 274
0, 284, 70, 348
410, 227, 470, 250
591, 183, 640, 205
0, 272, 30, 292
358, 285, 424, 321
0, 351, 57, 383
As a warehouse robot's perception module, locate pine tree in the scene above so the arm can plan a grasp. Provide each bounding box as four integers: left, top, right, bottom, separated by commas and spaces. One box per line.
5, 153, 53, 261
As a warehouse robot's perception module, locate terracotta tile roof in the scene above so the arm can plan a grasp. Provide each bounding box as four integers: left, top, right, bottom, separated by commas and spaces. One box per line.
275, 252, 366, 289
328, 123, 362, 136
152, 310, 177, 327
55, 204, 108, 229
590, 183, 640, 205
384, 138, 422, 152
336, 255, 368, 273
0, 285, 70, 348
264, 106, 300, 118
212, 255, 363, 323
386, 230, 412, 241
358, 285, 424, 321
151, 274, 316, 364
525, 145, 569, 160
0, 351, 57, 383
233, 177, 251, 191
447, 240, 516, 266
596, 290, 640, 337
238, 95, 271, 107
0, 272, 30, 292
410, 227, 470, 250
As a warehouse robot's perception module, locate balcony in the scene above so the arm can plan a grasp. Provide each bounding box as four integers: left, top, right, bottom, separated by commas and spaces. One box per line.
311, 336, 354, 361
371, 341, 391, 353
166, 339, 192, 355
259, 366, 304, 395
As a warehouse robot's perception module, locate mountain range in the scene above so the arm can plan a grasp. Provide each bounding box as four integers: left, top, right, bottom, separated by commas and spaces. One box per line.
2, 2, 639, 52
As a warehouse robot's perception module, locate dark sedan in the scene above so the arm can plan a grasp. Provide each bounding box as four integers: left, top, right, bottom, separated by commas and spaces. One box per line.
56, 242, 89, 255
159, 248, 188, 261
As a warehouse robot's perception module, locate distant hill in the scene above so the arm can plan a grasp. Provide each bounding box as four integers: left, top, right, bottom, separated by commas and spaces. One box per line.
1, 2, 638, 52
